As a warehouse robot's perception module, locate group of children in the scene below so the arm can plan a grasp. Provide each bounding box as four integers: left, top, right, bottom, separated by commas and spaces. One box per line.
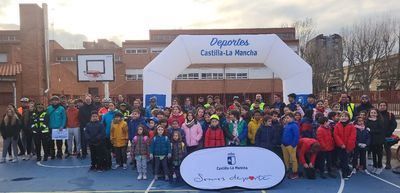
1, 93, 398, 183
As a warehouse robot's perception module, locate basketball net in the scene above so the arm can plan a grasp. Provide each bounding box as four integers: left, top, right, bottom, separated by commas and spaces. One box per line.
84, 70, 102, 82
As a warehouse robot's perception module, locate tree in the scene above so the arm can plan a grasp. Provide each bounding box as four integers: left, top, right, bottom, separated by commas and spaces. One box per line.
340, 18, 396, 92
292, 18, 316, 58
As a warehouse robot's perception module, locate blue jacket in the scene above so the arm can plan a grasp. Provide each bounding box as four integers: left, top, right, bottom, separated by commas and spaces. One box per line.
102, 110, 118, 138
150, 135, 171, 156
356, 127, 371, 147
128, 117, 146, 140
255, 125, 277, 150
47, 105, 66, 129
282, 121, 300, 147
85, 121, 106, 145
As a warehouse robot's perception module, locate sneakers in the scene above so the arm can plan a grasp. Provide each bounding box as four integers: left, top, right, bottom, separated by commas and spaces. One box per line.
385, 163, 392, 170
0, 157, 5, 163
289, 172, 299, 180
371, 167, 377, 174
22, 155, 28, 161
375, 168, 383, 175
122, 164, 127, 170
137, 173, 143, 180
11, 157, 18, 163
154, 175, 159, 180
112, 165, 121, 170
351, 168, 357, 175
165, 175, 169, 181
143, 173, 147, 180
65, 153, 71, 159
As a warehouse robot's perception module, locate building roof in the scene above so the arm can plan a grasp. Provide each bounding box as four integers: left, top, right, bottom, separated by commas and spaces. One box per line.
0, 63, 22, 76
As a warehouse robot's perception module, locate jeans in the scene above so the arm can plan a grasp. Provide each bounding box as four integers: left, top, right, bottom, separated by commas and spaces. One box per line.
135, 155, 147, 174
352, 147, 367, 169
154, 156, 169, 177
338, 148, 350, 177
67, 128, 81, 154
2, 137, 18, 158
114, 146, 127, 166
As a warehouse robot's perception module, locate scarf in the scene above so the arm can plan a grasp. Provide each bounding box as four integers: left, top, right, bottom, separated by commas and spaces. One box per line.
185, 119, 195, 128
355, 124, 365, 131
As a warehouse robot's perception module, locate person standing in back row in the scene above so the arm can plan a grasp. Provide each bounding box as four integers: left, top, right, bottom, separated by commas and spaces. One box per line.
78, 95, 98, 159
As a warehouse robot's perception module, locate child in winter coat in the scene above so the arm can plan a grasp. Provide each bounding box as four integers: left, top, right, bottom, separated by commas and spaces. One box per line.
85, 112, 107, 171
225, 110, 248, 146
297, 138, 320, 179
352, 116, 370, 173
248, 110, 263, 145
111, 113, 129, 170
150, 125, 171, 181
204, 115, 225, 148
170, 131, 187, 181
255, 115, 276, 150
182, 112, 202, 154
147, 117, 158, 140
281, 113, 300, 179
168, 120, 186, 144
132, 124, 150, 180
334, 112, 356, 180
365, 108, 384, 175
316, 117, 336, 178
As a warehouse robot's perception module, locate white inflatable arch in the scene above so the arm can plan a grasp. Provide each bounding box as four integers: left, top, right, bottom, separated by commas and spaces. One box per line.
143, 34, 312, 107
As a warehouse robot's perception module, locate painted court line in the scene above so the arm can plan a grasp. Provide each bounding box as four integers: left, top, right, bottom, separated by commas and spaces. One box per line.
15, 189, 199, 193
36, 161, 90, 169
337, 171, 345, 193
145, 178, 156, 193
365, 170, 400, 189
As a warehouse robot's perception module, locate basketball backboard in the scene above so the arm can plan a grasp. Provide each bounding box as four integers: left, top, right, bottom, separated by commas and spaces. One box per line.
77, 54, 115, 82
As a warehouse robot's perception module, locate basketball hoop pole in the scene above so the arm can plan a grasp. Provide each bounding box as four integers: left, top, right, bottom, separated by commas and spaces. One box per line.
104, 82, 110, 98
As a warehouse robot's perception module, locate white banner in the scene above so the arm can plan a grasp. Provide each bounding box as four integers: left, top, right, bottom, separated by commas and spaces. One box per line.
52, 129, 68, 140
180, 146, 285, 190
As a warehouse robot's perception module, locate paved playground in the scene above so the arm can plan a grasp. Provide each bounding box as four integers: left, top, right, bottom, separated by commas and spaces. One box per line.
0, 155, 399, 193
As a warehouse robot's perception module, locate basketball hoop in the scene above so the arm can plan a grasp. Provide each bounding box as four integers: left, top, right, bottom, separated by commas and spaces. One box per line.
84, 70, 102, 82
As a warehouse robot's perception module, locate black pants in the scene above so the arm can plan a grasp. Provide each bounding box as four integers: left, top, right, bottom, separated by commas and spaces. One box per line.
384, 143, 392, 165
114, 146, 127, 166
23, 130, 34, 155
352, 147, 367, 169
318, 151, 333, 173
33, 132, 50, 158
104, 139, 112, 169
370, 144, 383, 168
187, 146, 198, 154
273, 145, 284, 161
50, 140, 64, 156
18, 134, 25, 154
89, 143, 106, 169
154, 156, 169, 177
171, 162, 181, 178
338, 149, 351, 177
80, 127, 87, 156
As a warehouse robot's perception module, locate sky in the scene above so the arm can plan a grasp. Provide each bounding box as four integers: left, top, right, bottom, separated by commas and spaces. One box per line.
0, 0, 399, 48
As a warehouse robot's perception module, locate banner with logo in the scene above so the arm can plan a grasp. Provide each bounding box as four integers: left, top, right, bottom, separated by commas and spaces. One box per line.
52, 129, 68, 140
180, 146, 285, 190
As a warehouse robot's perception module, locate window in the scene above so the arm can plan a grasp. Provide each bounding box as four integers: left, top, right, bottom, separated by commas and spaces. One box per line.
114, 55, 122, 61
56, 56, 75, 62
176, 73, 199, 80
126, 74, 143, 80
201, 73, 211, 80
125, 48, 148, 54
0, 35, 16, 41
226, 73, 236, 79
151, 47, 164, 54
237, 73, 248, 79
201, 73, 223, 80
0, 53, 7, 63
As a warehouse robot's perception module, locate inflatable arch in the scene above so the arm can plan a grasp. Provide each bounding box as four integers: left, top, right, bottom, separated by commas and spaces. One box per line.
143, 34, 312, 107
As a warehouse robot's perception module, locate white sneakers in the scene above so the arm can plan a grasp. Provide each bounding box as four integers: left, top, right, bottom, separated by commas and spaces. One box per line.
122, 164, 127, 170
371, 167, 383, 175
137, 173, 143, 180
11, 157, 18, 163
112, 165, 121, 170
351, 168, 357, 175
143, 173, 147, 180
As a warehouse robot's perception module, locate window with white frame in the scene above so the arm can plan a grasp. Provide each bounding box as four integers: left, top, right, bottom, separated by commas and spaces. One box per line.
177, 73, 199, 80
151, 47, 164, 54
236, 73, 248, 79
56, 56, 75, 62
126, 74, 143, 80
125, 48, 148, 54
226, 73, 236, 79
114, 55, 122, 61
201, 73, 223, 80
0, 53, 7, 63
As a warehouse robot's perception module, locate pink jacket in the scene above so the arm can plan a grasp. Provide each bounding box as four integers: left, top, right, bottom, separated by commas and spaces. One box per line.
182, 122, 203, 147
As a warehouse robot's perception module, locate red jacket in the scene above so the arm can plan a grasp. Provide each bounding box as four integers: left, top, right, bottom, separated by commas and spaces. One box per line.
204, 127, 225, 148
297, 138, 319, 165
66, 107, 80, 128
334, 122, 356, 152
168, 114, 185, 127
316, 126, 335, 151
